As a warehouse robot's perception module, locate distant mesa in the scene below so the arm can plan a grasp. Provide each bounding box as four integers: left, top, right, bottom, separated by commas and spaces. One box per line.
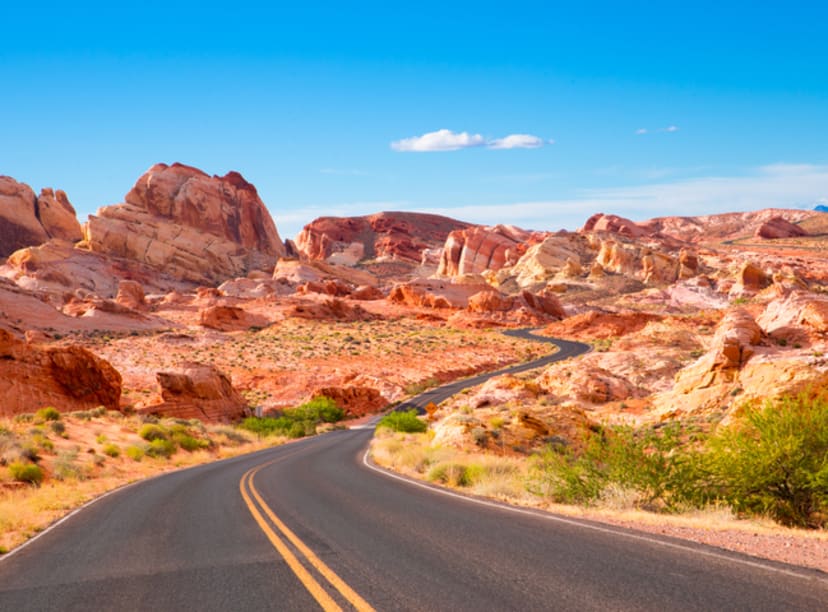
0, 176, 83, 258
295, 211, 470, 266
84, 162, 287, 285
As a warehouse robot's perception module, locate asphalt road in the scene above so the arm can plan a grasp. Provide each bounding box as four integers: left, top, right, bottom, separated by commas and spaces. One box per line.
1, 333, 826, 611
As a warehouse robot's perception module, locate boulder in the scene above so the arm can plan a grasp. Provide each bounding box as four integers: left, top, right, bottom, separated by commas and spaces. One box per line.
0, 177, 82, 257
580, 213, 647, 238
0, 329, 122, 417
199, 304, 268, 331
142, 363, 246, 422
115, 280, 146, 310
313, 386, 388, 417
85, 163, 286, 284
289, 298, 378, 322
755, 216, 808, 239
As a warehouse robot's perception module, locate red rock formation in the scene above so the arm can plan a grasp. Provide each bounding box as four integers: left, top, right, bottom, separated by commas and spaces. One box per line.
288, 298, 378, 322
755, 216, 808, 239
0, 177, 82, 257
313, 386, 388, 417
438, 225, 539, 276
543, 310, 663, 340
295, 211, 470, 264
467, 290, 514, 312
85, 163, 286, 284
580, 213, 647, 238
115, 280, 147, 310
141, 363, 247, 422
199, 305, 269, 331
389, 278, 490, 309
0, 329, 122, 417
351, 285, 385, 300
296, 279, 353, 297
641, 208, 816, 243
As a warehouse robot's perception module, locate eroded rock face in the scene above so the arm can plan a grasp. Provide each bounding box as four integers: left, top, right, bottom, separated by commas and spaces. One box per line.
115, 280, 146, 310
85, 163, 286, 284
199, 304, 269, 331
755, 216, 808, 239
296, 212, 469, 264
313, 386, 388, 417
0, 329, 122, 417
674, 308, 762, 392
4, 240, 190, 298
437, 225, 540, 276
143, 363, 247, 422
0, 177, 82, 257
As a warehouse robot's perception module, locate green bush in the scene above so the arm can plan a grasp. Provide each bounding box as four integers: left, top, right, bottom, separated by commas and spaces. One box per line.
125, 445, 145, 461
35, 407, 61, 422
9, 462, 44, 485
702, 393, 828, 528
145, 438, 176, 459
173, 433, 209, 452
284, 396, 344, 424
239, 397, 344, 439
377, 410, 428, 434
50, 421, 66, 436
102, 443, 121, 458
138, 424, 168, 442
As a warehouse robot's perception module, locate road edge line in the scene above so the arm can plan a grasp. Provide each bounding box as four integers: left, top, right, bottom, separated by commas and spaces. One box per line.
362, 448, 826, 583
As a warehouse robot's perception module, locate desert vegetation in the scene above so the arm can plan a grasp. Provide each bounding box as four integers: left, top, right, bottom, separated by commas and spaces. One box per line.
372, 392, 828, 529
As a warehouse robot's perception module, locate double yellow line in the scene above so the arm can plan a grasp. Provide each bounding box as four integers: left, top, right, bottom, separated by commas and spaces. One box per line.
240, 459, 374, 612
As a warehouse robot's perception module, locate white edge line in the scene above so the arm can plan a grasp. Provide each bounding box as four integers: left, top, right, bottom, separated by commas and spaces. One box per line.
0, 436, 319, 564
362, 447, 826, 583
0, 478, 141, 562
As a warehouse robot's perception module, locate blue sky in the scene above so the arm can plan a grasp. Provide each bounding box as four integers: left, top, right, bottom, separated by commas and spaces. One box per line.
3, 1, 827, 238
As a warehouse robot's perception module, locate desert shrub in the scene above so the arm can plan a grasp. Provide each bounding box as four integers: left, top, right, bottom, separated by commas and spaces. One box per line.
70, 411, 92, 421
701, 393, 828, 528
102, 443, 120, 458
284, 396, 344, 424
50, 421, 66, 436
240, 397, 343, 439
210, 426, 249, 445
428, 462, 475, 487
13, 413, 34, 423
53, 450, 86, 481
125, 445, 145, 461
145, 438, 176, 459
9, 462, 44, 485
529, 424, 701, 510
138, 424, 168, 442
173, 432, 209, 452
90, 406, 106, 417
377, 410, 428, 434
35, 407, 61, 422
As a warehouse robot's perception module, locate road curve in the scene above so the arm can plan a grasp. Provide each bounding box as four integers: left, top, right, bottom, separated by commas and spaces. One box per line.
1, 334, 826, 611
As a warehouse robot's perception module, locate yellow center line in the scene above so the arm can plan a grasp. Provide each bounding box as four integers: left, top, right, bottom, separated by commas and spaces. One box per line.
248, 466, 376, 612
239, 452, 376, 612
240, 468, 342, 612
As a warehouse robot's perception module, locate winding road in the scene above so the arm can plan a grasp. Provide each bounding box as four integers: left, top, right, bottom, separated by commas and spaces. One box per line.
1, 332, 826, 611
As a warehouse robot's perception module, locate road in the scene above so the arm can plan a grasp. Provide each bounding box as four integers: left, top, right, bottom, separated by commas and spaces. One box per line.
1, 333, 826, 611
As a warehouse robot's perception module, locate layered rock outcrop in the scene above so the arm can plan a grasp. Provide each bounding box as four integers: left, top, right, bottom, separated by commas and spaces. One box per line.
580, 213, 647, 238
437, 225, 540, 276
296, 212, 469, 264
0, 177, 82, 257
85, 163, 286, 284
313, 386, 388, 417
0, 329, 122, 417
141, 363, 247, 422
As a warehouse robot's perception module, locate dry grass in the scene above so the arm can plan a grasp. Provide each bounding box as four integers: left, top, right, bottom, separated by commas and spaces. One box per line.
0, 413, 278, 553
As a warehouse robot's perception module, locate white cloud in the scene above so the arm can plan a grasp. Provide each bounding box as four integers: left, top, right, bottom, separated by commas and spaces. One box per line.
487, 134, 546, 149
391, 129, 550, 152
636, 125, 679, 135
412, 163, 828, 230
391, 129, 485, 152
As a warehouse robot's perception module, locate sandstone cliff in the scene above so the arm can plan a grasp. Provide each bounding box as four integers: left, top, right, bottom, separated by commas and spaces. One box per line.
85, 163, 286, 284
0, 176, 82, 257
